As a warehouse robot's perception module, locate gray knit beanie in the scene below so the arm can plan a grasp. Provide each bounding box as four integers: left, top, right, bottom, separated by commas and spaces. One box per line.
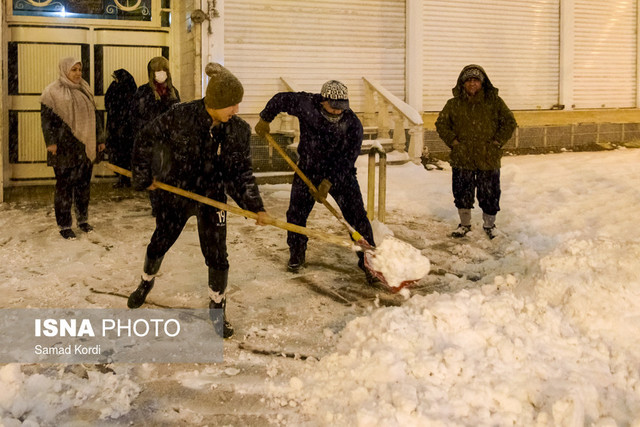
204, 63, 244, 109
321, 80, 349, 110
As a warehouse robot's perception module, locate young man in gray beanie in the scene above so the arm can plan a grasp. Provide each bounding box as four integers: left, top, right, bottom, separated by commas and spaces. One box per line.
128, 62, 270, 339
435, 64, 517, 239
254, 80, 377, 284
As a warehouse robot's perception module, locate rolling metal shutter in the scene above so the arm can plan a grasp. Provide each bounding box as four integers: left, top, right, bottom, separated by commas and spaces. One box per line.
572, 0, 637, 109
423, 0, 560, 112
224, 0, 406, 114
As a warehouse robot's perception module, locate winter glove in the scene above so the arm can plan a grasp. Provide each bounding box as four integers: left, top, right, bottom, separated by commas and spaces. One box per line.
314, 179, 332, 202
255, 119, 271, 138
93, 149, 106, 164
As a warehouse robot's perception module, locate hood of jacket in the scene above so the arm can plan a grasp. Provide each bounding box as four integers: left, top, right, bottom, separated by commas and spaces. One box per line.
112, 69, 137, 93
452, 64, 499, 100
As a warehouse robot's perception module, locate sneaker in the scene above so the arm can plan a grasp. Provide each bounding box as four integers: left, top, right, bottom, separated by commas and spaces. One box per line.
59, 228, 76, 240
484, 225, 498, 240
451, 224, 471, 238
78, 223, 94, 233
287, 251, 305, 273
127, 277, 155, 308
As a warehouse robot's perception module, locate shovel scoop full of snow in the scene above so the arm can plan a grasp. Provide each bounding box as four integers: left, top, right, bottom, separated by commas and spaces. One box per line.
363, 237, 431, 293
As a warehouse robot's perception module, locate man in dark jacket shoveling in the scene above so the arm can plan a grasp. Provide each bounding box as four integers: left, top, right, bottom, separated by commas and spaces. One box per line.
435, 64, 517, 239
255, 80, 377, 284
127, 62, 270, 339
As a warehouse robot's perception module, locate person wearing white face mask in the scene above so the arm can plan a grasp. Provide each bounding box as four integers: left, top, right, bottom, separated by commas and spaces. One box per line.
154, 70, 167, 84
131, 56, 180, 216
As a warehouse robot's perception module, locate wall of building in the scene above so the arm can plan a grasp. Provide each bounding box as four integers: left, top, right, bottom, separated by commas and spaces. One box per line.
423, 109, 640, 157
174, 0, 198, 102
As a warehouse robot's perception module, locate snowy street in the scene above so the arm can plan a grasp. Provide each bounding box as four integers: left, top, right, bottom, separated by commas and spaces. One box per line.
1, 148, 639, 426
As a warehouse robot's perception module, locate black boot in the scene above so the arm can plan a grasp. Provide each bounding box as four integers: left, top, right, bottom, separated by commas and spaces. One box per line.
208, 268, 234, 338
358, 252, 380, 285
127, 255, 163, 309
287, 247, 306, 272
209, 299, 234, 339
127, 277, 154, 308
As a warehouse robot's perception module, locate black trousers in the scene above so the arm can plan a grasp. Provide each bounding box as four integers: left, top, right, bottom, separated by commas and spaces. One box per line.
53, 159, 93, 228
452, 168, 501, 215
145, 192, 229, 271
286, 172, 375, 261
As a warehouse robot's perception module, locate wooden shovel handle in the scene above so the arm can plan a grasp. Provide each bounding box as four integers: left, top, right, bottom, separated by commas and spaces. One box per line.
101, 162, 353, 249
263, 133, 362, 241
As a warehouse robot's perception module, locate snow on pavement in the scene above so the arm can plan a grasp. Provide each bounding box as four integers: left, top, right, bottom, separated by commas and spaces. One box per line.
1, 148, 639, 425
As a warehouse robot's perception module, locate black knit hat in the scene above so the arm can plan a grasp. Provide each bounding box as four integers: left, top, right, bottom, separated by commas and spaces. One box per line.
204, 63, 244, 109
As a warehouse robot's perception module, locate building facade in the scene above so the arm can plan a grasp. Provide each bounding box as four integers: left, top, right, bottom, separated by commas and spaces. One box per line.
2, 0, 640, 201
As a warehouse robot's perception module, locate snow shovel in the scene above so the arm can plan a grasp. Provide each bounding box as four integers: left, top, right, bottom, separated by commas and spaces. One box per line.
262, 134, 418, 291
101, 162, 353, 249
103, 162, 422, 292
263, 133, 372, 247
265, 133, 426, 293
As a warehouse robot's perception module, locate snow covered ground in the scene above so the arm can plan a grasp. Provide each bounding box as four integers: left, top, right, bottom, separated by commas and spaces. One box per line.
0, 147, 639, 426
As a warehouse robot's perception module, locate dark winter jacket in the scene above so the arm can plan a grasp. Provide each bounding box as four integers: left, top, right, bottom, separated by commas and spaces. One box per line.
41, 105, 104, 168
131, 83, 181, 135
435, 65, 517, 170
259, 92, 364, 182
132, 99, 265, 213
105, 69, 137, 160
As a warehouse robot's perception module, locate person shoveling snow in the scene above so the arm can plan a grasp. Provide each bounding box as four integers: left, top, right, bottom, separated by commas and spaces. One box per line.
364, 236, 431, 292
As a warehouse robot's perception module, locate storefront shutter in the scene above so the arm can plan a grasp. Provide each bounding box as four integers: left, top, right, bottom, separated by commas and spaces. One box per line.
572, 0, 637, 109
224, 0, 406, 114
423, 0, 560, 112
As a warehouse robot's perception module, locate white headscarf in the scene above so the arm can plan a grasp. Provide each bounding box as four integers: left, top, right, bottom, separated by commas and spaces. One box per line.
40, 57, 97, 161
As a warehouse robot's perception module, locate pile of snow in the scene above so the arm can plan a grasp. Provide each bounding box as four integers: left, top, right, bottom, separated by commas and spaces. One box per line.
0, 364, 140, 425
1, 148, 640, 424
270, 285, 640, 425
534, 237, 640, 356
268, 148, 640, 425
367, 236, 430, 290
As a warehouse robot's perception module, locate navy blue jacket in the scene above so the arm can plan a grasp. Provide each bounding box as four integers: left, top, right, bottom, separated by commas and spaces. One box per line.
132, 99, 264, 213
259, 92, 363, 182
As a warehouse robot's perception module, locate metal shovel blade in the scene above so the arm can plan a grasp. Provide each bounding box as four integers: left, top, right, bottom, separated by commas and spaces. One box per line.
358, 242, 420, 294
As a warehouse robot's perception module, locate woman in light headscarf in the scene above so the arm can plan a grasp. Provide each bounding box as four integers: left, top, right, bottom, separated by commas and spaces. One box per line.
41, 56, 105, 240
